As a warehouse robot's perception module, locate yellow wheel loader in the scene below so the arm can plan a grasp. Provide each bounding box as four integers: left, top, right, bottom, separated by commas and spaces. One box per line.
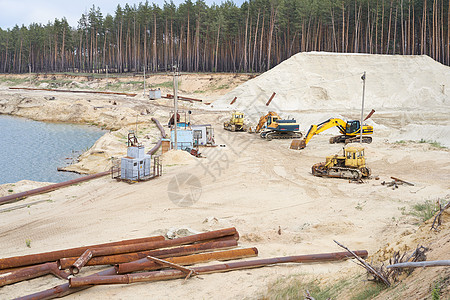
312, 146, 371, 180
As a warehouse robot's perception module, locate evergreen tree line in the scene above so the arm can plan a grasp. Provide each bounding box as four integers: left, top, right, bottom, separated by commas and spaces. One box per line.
0, 0, 449, 74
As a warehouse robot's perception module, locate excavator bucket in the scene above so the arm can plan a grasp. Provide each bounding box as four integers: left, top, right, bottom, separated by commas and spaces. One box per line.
290, 139, 306, 150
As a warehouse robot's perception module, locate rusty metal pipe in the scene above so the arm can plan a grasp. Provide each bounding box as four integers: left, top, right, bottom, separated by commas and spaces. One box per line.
116, 247, 258, 274
0, 262, 69, 287
14, 239, 238, 300
165, 93, 203, 102
67, 227, 238, 274
151, 117, 166, 138
0, 235, 164, 270
9, 87, 137, 97
15, 267, 117, 300
147, 139, 162, 155
265, 92, 276, 106
70, 250, 93, 275
0, 171, 111, 206
58, 238, 238, 269
69, 250, 368, 288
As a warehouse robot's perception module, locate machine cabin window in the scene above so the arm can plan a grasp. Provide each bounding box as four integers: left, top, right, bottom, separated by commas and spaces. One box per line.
346, 121, 360, 134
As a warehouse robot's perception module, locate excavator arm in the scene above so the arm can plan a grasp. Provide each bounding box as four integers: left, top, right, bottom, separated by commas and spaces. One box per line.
299, 118, 348, 148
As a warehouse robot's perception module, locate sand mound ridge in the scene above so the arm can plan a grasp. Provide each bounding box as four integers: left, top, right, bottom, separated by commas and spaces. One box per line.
213, 52, 450, 114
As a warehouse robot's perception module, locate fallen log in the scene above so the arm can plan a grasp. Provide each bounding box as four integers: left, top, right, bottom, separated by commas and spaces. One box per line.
387, 260, 450, 269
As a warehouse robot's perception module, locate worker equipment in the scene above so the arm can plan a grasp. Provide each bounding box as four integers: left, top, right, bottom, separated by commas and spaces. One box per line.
312, 146, 371, 180
292, 118, 373, 149
253, 112, 302, 140
224, 112, 246, 132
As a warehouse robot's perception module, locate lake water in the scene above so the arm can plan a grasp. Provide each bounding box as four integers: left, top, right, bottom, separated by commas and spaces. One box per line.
0, 115, 106, 184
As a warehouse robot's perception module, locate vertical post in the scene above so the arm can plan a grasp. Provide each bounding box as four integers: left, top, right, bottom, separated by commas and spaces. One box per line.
173, 66, 178, 150
28, 64, 31, 86
106, 65, 108, 85
143, 66, 146, 97
360, 72, 366, 144
135, 114, 138, 138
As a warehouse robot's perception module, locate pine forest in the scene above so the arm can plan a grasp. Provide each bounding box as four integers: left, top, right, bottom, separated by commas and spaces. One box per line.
0, 0, 449, 74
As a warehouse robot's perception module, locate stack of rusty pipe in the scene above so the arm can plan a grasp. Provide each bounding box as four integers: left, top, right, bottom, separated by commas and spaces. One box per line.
0, 227, 369, 300
1, 228, 239, 292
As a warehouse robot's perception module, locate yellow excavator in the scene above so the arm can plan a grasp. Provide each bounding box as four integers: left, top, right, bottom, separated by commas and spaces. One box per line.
312, 146, 371, 180
291, 110, 375, 149
251, 112, 302, 140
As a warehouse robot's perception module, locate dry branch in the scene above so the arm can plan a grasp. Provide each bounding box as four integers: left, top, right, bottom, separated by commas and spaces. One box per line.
431, 201, 450, 231
334, 240, 390, 286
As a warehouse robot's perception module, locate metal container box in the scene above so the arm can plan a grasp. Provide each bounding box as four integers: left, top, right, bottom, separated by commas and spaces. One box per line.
170, 129, 193, 150
127, 145, 145, 159
120, 154, 152, 180
149, 89, 161, 100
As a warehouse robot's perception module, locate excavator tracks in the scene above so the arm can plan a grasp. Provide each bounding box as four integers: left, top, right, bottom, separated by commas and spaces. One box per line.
261, 131, 303, 141
329, 135, 373, 144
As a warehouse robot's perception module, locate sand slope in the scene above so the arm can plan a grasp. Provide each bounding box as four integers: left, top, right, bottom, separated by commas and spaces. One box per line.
213, 52, 449, 112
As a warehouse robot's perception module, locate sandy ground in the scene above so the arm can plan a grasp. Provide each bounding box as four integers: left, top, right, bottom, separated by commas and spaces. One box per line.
0, 54, 449, 299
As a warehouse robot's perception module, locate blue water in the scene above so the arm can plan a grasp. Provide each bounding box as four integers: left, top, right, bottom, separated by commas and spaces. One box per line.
0, 115, 106, 184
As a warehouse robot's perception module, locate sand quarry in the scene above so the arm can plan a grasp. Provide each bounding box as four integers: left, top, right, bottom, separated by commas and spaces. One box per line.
0, 52, 449, 299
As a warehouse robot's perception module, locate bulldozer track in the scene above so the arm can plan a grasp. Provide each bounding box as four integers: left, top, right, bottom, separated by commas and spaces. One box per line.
312, 163, 362, 180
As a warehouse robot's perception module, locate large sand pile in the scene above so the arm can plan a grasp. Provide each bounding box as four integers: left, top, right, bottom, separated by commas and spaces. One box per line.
212, 52, 450, 146
213, 52, 449, 112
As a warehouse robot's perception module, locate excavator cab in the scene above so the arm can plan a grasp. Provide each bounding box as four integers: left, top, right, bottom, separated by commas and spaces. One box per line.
267, 115, 278, 126
345, 120, 361, 134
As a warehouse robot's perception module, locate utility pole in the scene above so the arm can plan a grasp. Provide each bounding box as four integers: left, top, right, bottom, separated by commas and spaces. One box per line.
360, 72, 366, 144
173, 65, 179, 150
143, 65, 146, 97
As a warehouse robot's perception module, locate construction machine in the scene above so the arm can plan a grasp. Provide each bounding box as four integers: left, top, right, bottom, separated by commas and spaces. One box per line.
312, 146, 371, 180
291, 118, 373, 150
224, 112, 246, 132
252, 112, 302, 140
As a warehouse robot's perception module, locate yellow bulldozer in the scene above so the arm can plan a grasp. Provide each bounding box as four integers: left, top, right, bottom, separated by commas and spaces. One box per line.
224, 111, 246, 132
312, 146, 371, 180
